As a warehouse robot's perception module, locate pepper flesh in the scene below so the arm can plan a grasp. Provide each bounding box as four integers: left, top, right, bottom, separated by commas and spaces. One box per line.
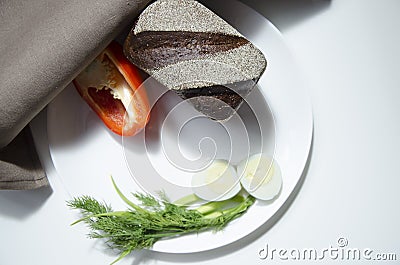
73, 41, 150, 136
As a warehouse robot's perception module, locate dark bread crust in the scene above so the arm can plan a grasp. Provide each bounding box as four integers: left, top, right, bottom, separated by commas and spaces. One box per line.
125, 31, 249, 70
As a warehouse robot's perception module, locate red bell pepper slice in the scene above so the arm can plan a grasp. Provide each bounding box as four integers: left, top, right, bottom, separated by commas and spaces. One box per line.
73, 41, 150, 136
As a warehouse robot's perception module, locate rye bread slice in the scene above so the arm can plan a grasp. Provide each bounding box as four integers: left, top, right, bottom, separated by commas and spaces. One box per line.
124, 0, 267, 120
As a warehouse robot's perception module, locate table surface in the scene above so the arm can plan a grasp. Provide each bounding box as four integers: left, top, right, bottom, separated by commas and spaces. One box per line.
2, 0, 400, 264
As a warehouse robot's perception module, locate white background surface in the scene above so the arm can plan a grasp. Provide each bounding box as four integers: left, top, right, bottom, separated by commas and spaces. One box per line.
1, 0, 400, 264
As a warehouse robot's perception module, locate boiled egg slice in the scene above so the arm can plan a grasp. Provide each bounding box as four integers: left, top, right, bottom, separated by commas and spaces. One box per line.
237, 154, 282, 200
191, 159, 241, 201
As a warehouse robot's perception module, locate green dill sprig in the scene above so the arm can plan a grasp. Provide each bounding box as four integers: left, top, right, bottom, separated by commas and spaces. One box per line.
67, 177, 255, 264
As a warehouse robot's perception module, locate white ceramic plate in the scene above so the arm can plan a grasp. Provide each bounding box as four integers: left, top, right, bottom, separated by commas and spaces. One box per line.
47, 0, 313, 254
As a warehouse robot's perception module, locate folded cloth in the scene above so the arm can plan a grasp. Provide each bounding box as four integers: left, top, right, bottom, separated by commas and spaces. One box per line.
0, 0, 151, 189
0, 125, 48, 189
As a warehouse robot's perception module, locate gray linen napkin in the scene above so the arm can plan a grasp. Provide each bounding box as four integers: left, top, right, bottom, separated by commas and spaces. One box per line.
0, 0, 151, 189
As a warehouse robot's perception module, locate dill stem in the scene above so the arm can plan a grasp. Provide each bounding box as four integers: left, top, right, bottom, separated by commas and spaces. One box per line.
196, 195, 245, 215
148, 226, 212, 239
146, 231, 187, 238
203, 196, 253, 219
173, 193, 200, 206
111, 176, 149, 215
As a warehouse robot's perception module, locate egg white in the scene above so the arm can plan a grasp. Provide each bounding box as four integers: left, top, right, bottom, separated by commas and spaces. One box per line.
191, 159, 241, 201
237, 154, 282, 200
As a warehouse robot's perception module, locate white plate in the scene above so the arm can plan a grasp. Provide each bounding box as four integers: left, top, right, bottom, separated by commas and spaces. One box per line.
47, 0, 313, 254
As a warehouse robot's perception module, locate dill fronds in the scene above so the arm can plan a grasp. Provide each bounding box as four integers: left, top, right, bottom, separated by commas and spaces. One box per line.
67, 177, 255, 264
